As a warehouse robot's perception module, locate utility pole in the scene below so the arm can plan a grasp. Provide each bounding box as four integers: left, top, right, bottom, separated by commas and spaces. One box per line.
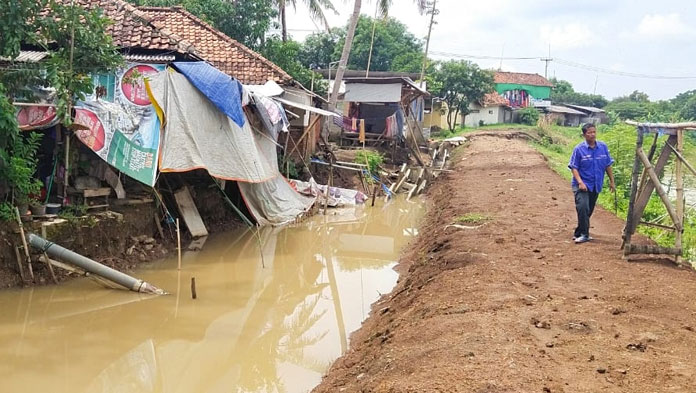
498, 43, 505, 71
540, 44, 552, 78
365, 1, 380, 77
593, 74, 599, 94
419, 0, 438, 87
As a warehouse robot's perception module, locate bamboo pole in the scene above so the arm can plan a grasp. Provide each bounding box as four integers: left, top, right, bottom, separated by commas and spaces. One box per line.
15, 207, 33, 280
622, 127, 644, 254
675, 129, 684, 264
176, 218, 182, 270
636, 149, 681, 231
666, 142, 696, 177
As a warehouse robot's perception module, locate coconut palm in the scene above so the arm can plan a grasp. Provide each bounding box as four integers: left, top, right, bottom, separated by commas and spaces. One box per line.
329, 0, 428, 108
277, 0, 338, 41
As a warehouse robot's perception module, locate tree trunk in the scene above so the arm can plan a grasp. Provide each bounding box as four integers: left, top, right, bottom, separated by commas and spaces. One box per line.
329, 0, 362, 110
281, 4, 288, 42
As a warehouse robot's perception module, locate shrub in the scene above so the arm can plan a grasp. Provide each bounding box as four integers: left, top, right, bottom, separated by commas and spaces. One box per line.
355, 150, 383, 175
518, 107, 540, 125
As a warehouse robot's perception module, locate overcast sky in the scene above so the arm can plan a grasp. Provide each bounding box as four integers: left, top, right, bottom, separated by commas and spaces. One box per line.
286, 0, 696, 101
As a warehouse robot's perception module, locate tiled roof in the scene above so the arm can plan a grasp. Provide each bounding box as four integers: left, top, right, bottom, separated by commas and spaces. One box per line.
139, 6, 292, 85
481, 92, 509, 107
54, 0, 198, 56
494, 71, 553, 87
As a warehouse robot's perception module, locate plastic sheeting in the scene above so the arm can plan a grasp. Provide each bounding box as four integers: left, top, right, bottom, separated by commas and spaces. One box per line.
149, 68, 314, 226
149, 70, 276, 182
172, 62, 246, 127
289, 179, 368, 207
238, 123, 315, 225
344, 83, 402, 103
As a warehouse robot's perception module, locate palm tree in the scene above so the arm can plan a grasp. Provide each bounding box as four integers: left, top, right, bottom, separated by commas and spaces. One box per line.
277, 0, 338, 42
329, 0, 427, 109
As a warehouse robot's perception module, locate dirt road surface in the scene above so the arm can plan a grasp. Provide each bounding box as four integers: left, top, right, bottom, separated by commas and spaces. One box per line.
313, 133, 696, 393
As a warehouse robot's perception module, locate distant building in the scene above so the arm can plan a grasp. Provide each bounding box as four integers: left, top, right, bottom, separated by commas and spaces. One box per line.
544, 105, 585, 127
464, 92, 513, 127
561, 104, 609, 125
494, 71, 553, 108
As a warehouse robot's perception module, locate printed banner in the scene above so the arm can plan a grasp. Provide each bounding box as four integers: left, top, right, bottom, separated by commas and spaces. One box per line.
74, 63, 164, 186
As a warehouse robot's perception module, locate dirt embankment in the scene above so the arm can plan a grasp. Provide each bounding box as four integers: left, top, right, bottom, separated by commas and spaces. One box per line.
313, 133, 696, 392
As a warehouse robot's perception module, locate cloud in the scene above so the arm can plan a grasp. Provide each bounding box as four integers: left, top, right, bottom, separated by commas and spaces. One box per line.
634, 13, 696, 39
539, 24, 596, 50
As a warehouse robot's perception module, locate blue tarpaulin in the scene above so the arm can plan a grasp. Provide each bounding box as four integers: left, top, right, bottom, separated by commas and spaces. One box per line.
172, 62, 246, 127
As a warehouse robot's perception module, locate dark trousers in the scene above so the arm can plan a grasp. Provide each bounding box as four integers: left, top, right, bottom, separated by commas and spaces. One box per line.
573, 188, 599, 238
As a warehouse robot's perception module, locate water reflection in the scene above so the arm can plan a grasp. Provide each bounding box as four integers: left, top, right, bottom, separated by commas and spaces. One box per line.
0, 197, 424, 393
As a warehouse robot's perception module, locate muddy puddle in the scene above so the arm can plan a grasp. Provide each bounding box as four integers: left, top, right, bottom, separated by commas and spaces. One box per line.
0, 197, 424, 393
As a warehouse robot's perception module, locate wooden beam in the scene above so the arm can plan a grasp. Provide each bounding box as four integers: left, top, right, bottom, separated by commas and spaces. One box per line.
639, 221, 677, 231
665, 142, 696, 177
675, 129, 685, 264
626, 120, 696, 129
622, 127, 644, 252
637, 148, 681, 231
629, 135, 677, 235
625, 244, 682, 256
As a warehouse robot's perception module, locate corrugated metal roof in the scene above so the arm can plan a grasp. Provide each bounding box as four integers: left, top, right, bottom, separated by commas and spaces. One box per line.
547, 105, 585, 115
0, 51, 48, 63
563, 104, 606, 113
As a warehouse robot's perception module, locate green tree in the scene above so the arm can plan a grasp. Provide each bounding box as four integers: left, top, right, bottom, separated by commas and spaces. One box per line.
429, 60, 494, 131
299, 32, 338, 69
0, 0, 122, 214
275, 0, 337, 42
549, 78, 608, 108
262, 38, 326, 95
329, 0, 426, 108
128, 0, 277, 49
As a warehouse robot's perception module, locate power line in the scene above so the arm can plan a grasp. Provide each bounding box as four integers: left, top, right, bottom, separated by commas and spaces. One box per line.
429, 49, 696, 80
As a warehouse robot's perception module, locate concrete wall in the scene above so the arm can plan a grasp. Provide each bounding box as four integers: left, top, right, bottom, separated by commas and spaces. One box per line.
463, 104, 511, 128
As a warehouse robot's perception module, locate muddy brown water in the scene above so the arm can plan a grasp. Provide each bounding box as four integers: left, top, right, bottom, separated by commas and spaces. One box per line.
0, 197, 424, 393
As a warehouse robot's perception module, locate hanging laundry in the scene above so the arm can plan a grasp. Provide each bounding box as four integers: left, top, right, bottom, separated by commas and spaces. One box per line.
359, 119, 366, 143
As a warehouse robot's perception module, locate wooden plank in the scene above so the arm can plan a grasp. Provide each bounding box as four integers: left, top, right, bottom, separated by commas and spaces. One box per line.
639, 221, 677, 231
174, 187, 209, 238
385, 164, 407, 201
83, 188, 111, 197
637, 149, 681, 231
393, 169, 411, 194
38, 255, 87, 275
628, 135, 676, 236
675, 129, 685, 264
626, 244, 682, 256
622, 127, 644, 253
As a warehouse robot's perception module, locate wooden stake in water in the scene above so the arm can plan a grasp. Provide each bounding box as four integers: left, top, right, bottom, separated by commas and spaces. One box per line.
190, 277, 197, 299
176, 218, 182, 270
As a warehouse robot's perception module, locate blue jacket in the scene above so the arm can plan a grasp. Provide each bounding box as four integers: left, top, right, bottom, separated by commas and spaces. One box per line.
568, 141, 614, 192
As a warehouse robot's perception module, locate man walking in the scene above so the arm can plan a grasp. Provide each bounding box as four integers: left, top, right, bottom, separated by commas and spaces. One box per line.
568, 123, 615, 244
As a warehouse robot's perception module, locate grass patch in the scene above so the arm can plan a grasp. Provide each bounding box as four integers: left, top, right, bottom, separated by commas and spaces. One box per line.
455, 213, 492, 224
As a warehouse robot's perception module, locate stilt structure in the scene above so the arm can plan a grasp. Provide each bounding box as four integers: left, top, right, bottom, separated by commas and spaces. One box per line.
622, 121, 696, 264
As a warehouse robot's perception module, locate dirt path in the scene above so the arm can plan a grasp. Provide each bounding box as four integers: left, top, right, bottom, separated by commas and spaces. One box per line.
313, 133, 696, 393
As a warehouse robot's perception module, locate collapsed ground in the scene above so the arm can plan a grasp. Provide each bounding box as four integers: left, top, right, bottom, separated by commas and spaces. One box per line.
313, 132, 696, 392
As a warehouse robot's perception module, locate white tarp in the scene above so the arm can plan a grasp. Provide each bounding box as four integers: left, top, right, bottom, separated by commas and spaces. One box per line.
344, 83, 402, 103
149, 70, 314, 225
149, 71, 275, 182
238, 100, 315, 225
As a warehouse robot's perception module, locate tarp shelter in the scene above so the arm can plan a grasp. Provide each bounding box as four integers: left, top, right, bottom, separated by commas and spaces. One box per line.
338, 77, 429, 148
148, 63, 315, 225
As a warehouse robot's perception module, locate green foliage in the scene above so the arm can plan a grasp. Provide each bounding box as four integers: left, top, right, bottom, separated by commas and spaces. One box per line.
455, 213, 491, 225
127, 0, 277, 50
300, 16, 424, 73
261, 37, 326, 95
518, 107, 540, 125
429, 60, 494, 131
355, 150, 383, 175
59, 203, 88, 219
0, 203, 15, 221
299, 32, 339, 70
549, 78, 608, 108
0, 0, 122, 215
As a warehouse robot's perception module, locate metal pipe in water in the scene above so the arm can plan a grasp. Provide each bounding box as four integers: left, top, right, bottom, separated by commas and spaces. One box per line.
27, 233, 166, 295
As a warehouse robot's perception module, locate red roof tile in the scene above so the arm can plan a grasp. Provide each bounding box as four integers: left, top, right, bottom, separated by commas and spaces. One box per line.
55, 0, 198, 56
139, 6, 292, 85
494, 71, 553, 87
481, 92, 509, 107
